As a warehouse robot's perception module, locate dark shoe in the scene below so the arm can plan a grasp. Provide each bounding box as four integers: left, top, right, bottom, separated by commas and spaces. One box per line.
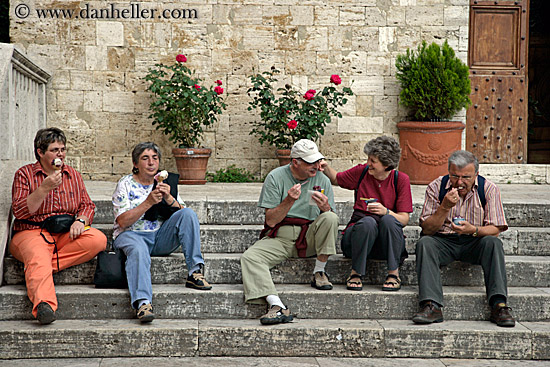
186, 271, 212, 290
382, 274, 401, 291
259, 305, 293, 325
490, 303, 516, 327
137, 303, 154, 323
36, 302, 56, 325
412, 301, 444, 324
311, 271, 333, 290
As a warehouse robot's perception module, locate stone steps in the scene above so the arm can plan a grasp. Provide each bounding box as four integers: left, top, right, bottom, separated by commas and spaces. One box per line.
93, 223, 550, 256
3, 182, 550, 360
4, 253, 550, 288
91, 200, 550, 227
1, 284, 549, 322
0, 318, 548, 360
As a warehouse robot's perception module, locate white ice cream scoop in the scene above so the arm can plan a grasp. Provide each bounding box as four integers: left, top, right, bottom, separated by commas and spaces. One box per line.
53, 158, 62, 169
155, 170, 169, 183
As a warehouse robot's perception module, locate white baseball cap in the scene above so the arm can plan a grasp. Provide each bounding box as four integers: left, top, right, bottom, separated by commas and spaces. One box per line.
290, 139, 325, 163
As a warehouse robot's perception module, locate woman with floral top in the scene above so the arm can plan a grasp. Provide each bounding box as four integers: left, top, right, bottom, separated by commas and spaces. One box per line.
112, 142, 211, 323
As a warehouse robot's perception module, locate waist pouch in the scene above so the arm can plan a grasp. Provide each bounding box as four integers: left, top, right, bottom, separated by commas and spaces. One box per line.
42, 214, 75, 233
18, 214, 76, 270
20, 214, 76, 233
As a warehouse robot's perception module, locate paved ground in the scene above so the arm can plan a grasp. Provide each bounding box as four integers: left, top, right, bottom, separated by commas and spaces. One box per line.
1, 357, 550, 366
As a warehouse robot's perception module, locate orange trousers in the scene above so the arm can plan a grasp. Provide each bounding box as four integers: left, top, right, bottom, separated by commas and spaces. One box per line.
9, 228, 107, 317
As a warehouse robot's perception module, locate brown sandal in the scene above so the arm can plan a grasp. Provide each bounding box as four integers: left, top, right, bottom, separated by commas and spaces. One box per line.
346, 274, 363, 291
382, 274, 401, 291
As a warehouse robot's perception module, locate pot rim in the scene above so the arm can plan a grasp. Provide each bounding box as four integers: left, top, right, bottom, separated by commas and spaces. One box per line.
397, 121, 465, 132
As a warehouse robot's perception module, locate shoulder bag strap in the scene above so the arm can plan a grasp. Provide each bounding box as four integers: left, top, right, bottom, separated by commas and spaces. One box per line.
438, 175, 450, 204
354, 165, 369, 203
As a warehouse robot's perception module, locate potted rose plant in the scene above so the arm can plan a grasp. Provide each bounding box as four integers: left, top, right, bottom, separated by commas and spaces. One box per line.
395, 40, 471, 184
247, 67, 353, 165
144, 54, 226, 184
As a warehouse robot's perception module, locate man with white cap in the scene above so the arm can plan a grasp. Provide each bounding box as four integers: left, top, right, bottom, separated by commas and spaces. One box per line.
240, 139, 338, 325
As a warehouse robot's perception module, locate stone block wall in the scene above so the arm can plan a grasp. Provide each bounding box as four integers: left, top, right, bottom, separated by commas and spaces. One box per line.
9, 0, 469, 180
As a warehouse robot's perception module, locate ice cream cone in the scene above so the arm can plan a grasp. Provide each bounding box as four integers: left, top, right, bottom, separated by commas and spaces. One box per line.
53, 158, 62, 170
155, 170, 169, 183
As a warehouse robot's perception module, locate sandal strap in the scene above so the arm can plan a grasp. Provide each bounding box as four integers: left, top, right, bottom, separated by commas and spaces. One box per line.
385, 274, 401, 284
347, 273, 362, 280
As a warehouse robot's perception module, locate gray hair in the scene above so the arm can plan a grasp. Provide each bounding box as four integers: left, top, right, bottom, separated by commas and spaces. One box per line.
131, 142, 161, 174
448, 150, 479, 173
363, 136, 401, 170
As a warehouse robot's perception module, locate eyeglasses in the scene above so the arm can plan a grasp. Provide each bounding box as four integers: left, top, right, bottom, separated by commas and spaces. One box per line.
48, 147, 66, 154
298, 158, 321, 166
450, 174, 475, 180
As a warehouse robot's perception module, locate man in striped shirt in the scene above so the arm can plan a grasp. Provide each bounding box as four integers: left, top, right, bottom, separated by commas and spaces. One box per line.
412, 150, 515, 327
10, 128, 106, 324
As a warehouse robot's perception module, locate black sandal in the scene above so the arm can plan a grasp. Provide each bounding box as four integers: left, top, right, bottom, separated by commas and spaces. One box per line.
346, 273, 363, 291
382, 274, 401, 291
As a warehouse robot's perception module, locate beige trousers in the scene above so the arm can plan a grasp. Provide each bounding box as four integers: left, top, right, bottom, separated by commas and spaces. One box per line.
240, 211, 338, 304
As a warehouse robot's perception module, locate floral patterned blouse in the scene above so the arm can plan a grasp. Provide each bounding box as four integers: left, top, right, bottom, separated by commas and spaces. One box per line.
112, 174, 184, 239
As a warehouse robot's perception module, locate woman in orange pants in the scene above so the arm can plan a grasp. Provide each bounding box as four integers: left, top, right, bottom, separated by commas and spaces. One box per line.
10, 128, 106, 324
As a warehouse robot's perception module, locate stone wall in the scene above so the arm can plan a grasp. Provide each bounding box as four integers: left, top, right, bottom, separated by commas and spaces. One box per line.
9, 0, 469, 180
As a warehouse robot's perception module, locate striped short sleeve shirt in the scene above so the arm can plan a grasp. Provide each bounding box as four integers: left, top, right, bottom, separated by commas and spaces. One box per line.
12, 161, 96, 231
419, 175, 508, 235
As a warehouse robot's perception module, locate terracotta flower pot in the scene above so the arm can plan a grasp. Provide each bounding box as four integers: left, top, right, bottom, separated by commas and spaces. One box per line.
397, 121, 465, 184
276, 149, 291, 166
172, 147, 211, 185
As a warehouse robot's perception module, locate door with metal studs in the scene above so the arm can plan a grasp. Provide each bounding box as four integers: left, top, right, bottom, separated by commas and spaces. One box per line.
466, 0, 529, 163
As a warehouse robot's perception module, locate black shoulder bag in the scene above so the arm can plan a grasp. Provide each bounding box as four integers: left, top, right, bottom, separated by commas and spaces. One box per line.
93, 250, 128, 288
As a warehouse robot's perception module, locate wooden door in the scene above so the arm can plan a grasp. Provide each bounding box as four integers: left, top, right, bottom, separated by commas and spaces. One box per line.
466, 0, 529, 163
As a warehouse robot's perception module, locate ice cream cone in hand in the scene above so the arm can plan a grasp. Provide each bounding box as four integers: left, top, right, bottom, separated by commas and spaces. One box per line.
155, 170, 168, 183
53, 158, 62, 170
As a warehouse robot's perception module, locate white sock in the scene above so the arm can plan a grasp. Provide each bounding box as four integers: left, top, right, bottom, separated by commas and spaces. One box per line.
137, 299, 150, 308
188, 264, 201, 276
313, 259, 327, 274
266, 295, 286, 309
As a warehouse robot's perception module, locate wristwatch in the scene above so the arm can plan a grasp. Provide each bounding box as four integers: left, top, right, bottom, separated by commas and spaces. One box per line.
76, 218, 86, 226
472, 226, 479, 237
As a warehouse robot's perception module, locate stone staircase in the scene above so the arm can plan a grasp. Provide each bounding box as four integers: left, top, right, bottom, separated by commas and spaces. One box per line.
1, 182, 550, 360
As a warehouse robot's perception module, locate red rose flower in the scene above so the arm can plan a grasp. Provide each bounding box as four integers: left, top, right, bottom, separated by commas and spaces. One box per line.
176, 54, 187, 63
194, 84, 201, 90
286, 110, 290, 114
304, 89, 316, 100
287, 120, 297, 130
214, 86, 224, 95
330, 74, 341, 85
216, 80, 223, 85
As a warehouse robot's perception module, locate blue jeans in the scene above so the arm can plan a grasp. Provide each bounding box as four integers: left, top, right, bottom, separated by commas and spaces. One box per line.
113, 208, 204, 308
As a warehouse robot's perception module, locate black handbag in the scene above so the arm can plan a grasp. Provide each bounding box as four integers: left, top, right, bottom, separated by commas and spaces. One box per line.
93, 250, 128, 288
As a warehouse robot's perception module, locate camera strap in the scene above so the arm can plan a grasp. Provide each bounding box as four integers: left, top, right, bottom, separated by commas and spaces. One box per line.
39, 229, 60, 272
18, 218, 60, 271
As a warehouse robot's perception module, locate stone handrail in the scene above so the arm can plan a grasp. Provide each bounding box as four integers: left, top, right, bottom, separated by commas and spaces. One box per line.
0, 44, 50, 285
